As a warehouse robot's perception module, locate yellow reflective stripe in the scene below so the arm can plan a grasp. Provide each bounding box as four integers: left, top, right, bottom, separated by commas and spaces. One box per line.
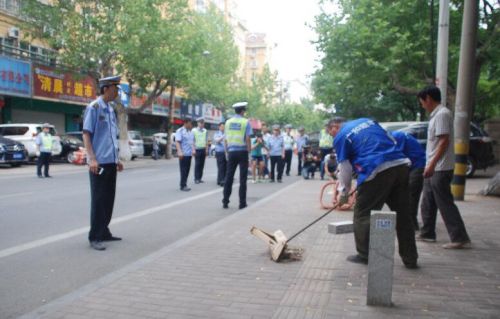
226, 118, 247, 146
42, 135, 53, 150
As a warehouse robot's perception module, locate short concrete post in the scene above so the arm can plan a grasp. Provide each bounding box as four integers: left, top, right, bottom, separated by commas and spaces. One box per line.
366, 211, 396, 307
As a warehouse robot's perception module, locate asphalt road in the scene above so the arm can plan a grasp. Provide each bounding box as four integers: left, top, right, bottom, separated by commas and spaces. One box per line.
0, 157, 301, 318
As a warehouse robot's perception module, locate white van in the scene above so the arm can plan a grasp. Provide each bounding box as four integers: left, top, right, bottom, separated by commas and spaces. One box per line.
128, 130, 144, 160
0, 123, 63, 160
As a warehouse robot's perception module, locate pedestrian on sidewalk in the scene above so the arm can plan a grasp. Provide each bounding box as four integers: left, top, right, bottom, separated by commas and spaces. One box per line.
251, 131, 267, 183
267, 124, 285, 183
295, 126, 309, 176
192, 117, 208, 184
82, 75, 124, 251
175, 118, 195, 192
152, 135, 160, 160
213, 122, 226, 187
222, 102, 252, 209
35, 123, 54, 178
328, 117, 418, 268
283, 124, 294, 176
392, 131, 426, 231
261, 122, 271, 179
417, 86, 471, 249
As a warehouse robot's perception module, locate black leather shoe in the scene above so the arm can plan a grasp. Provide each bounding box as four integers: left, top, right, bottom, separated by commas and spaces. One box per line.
199, 180, 205, 183
45, 175, 52, 178
103, 236, 122, 241
239, 204, 247, 209
194, 180, 200, 184
37, 175, 43, 178
90, 241, 106, 251
180, 187, 191, 192
277, 179, 282, 183
346, 254, 368, 265
404, 262, 419, 269
223, 203, 229, 209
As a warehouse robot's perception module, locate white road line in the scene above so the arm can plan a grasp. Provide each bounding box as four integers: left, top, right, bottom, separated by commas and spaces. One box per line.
0, 191, 33, 200
0, 186, 228, 259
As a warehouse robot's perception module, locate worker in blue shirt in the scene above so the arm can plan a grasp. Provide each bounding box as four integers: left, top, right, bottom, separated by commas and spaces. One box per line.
213, 122, 226, 186
175, 118, 195, 191
392, 130, 426, 231
267, 124, 285, 183
82, 75, 124, 251
192, 117, 209, 184
222, 102, 252, 209
327, 117, 418, 269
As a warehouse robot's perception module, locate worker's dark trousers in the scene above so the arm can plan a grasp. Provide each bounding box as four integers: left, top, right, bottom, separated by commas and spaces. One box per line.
269, 156, 284, 181
284, 149, 293, 175
179, 156, 192, 189
223, 151, 249, 207
297, 151, 303, 175
88, 164, 116, 242
194, 149, 206, 182
215, 151, 227, 185
409, 167, 424, 230
420, 170, 470, 243
354, 165, 418, 265
37, 152, 51, 177
320, 148, 333, 161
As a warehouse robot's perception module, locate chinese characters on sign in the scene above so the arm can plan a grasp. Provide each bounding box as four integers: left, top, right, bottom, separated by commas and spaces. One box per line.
33, 65, 96, 105
0, 56, 31, 97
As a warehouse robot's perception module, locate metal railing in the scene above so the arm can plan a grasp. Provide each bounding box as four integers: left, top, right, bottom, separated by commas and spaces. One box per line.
0, 0, 21, 17
0, 42, 57, 67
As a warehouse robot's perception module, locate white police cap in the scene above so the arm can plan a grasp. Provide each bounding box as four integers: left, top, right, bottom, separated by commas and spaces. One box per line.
232, 101, 248, 109
98, 75, 121, 89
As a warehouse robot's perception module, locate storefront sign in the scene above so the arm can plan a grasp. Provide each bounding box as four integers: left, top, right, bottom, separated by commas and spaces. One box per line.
119, 83, 130, 107
203, 103, 223, 124
0, 56, 31, 98
181, 100, 204, 120
33, 65, 96, 105
130, 92, 181, 118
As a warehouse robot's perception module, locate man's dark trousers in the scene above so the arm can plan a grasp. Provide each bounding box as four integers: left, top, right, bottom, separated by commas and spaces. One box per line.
88, 163, 116, 242
194, 149, 206, 181
297, 151, 303, 175
223, 151, 248, 207
420, 170, 470, 243
320, 147, 332, 161
269, 156, 284, 181
354, 164, 418, 265
409, 167, 424, 230
37, 152, 51, 177
215, 151, 227, 185
179, 156, 192, 189
284, 149, 293, 175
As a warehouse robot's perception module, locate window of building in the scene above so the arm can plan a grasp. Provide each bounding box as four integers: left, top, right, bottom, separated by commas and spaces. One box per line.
0, 0, 21, 16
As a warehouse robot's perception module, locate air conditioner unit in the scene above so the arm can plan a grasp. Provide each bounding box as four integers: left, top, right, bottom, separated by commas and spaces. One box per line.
8, 27, 19, 39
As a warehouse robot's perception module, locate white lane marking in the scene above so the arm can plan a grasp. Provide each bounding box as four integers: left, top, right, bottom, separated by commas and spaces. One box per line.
0, 185, 229, 259
0, 192, 33, 200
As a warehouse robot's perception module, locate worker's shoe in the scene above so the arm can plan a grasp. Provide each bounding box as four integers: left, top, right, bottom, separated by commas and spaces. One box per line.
239, 204, 247, 210
103, 236, 122, 241
346, 254, 368, 265
90, 241, 106, 251
222, 201, 229, 209
404, 262, 419, 269
416, 234, 436, 242
180, 187, 191, 192
442, 241, 471, 249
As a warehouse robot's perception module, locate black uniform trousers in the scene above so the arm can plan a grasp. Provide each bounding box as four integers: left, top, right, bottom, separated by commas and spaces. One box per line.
409, 167, 424, 230
320, 148, 333, 161
37, 152, 51, 177
269, 155, 284, 181
297, 151, 303, 175
88, 163, 117, 242
179, 156, 192, 189
215, 151, 227, 185
223, 151, 248, 207
284, 149, 293, 175
194, 149, 206, 182
354, 164, 418, 265
420, 170, 470, 243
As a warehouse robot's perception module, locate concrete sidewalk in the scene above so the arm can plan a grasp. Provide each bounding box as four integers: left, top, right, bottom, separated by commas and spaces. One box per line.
24, 171, 500, 319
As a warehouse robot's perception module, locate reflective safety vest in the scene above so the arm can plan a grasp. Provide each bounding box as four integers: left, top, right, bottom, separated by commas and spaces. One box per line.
283, 134, 294, 150
41, 134, 53, 151
319, 129, 333, 148
225, 117, 248, 146
193, 128, 207, 149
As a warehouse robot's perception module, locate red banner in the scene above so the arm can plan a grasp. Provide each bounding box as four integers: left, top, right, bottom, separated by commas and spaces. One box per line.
33, 65, 96, 105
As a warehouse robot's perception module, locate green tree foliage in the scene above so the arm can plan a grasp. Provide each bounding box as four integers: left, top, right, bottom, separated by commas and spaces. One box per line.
313, 0, 500, 122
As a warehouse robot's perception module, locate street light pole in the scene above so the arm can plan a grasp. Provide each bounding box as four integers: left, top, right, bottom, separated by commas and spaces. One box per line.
435, 0, 450, 108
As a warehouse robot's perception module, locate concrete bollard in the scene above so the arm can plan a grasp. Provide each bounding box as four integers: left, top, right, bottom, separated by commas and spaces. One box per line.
366, 211, 396, 307
328, 221, 353, 234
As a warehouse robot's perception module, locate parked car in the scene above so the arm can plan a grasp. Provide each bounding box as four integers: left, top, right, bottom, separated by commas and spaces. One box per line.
399, 122, 496, 177
0, 123, 62, 160
0, 135, 27, 166
128, 130, 145, 160
379, 121, 420, 132
153, 132, 176, 157
60, 133, 85, 163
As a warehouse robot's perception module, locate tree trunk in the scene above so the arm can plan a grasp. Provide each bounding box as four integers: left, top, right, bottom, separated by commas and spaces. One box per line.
115, 102, 132, 161
165, 83, 176, 159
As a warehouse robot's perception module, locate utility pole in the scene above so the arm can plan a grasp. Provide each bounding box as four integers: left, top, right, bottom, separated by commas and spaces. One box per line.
451, 0, 478, 200
435, 0, 450, 107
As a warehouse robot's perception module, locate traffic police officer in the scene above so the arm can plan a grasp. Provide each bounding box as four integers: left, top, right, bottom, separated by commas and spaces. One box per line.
283, 124, 294, 176
267, 124, 285, 183
319, 120, 334, 179
175, 118, 195, 191
222, 102, 252, 209
327, 117, 418, 268
213, 122, 226, 186
192, 117, 208, 184
35, 123, 54, 178
83, 75, 123, 251
295, 126, 309, 176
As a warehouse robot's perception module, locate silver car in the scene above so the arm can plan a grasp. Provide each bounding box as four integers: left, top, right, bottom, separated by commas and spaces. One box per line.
128, 131, 144, 160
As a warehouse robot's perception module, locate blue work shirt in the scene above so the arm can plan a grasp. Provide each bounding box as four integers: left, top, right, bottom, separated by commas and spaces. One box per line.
83, 97, 119, 164
213, 130, 225, 153
175, 126, 195, 156
267, 135, 284, 156
334, 118, 408, 185
391, 131, 426, 170
226, 114, 252, 152
296, 134, 309, 152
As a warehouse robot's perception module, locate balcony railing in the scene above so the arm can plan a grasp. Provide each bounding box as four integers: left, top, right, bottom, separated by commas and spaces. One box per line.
0, 42, 57, 67
0, 0, 21, 17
